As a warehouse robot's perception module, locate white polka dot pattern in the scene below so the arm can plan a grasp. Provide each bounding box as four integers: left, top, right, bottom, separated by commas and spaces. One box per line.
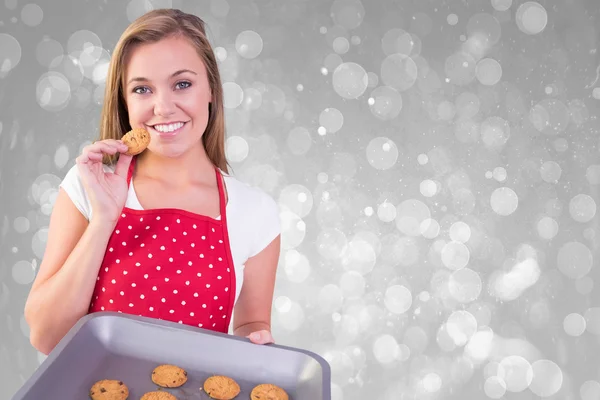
88, 160, 236, 333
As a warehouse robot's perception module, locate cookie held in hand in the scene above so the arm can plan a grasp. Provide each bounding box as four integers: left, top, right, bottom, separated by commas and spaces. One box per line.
89, 379, 129, 400
121, 127, 151, 156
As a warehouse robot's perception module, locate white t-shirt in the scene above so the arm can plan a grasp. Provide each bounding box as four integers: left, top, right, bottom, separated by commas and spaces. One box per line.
59, 163, 281, 307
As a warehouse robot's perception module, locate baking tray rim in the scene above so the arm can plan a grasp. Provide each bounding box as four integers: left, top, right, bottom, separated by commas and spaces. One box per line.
13, 311, 332, 399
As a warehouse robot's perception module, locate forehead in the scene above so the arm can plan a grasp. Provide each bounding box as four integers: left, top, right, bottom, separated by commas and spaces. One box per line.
125, 35, 207, 80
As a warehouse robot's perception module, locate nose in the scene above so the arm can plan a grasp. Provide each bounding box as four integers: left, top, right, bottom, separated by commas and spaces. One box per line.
153, 90, 176, 117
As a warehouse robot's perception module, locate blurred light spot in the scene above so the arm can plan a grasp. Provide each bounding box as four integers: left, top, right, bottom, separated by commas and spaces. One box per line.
222, 82, 244, 109
377, 201, 396, 222
569, 194, 596, 223
493, 167, 507, 182
563, 313, 586, 337
557, 241, 593, 280
516, 1, 548, 35
476, 58, 502, 85
317, 228, 347, 260
441, 241, 470, 271
372, 334, 398, 364
274, 296, 292, 313
490, 187, 518, 216
381, 54, 418, 91
279, 184, 313, 218
12, 260, 35, 285
332, 37, 350, 54
0, 33, 22, 77
420, 218, 440, 239
420, 179, 438, 197
21, 3, 43, 26
466, 13, 502, 47
54, 144, 70, 169
456, 91, 480, 119
449, 221, 471, 243
529, 98, 570, 135
498, 355, 533, 392
445, 51, 477, 85
368, 86, 403, 120
366, 137, 398, 170
330, 0, 365, 30
224, 136, 248, 163
280, 210, 306, 250
446, 310, 478, 346
318, 284, 344, 314
536, 216, 558, 240
586, 165, 600, 185
36, 71, 71, 111
332, 62, 369, 99
422, 373, 442, 393
581, 380, 600, 400
283, 250, 311, 283
584, 307, 600, 335
235, 30, 263, 59
481, 116, 510, 150
491, 0, 512, 11
319, 108, 344, 133
395, 199, 431, 236
484, 376, 507, 398
341, 239, 376, 274
529, 360, 563, 397
384, 285, 412, 314
447, 14, 459, 25
13, 217, 30, 233
381, 28, 414, 56
449, 268, 482, 303
277, 300, 304, 331
540, 161, 562, 183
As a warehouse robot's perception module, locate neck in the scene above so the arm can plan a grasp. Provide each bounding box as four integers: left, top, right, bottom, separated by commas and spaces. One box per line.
134, 144, 215, 185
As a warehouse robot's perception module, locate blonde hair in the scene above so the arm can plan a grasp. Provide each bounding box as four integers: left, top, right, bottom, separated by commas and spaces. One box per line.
99, 8, 229, 173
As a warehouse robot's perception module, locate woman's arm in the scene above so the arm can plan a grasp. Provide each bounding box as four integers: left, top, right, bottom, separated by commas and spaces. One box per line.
24, 189, 116, 355
232, 235, 281, 342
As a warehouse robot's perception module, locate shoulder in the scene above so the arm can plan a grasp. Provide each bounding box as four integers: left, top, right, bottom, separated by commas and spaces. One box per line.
222, 171, 278, 212
221, 171, 281, 257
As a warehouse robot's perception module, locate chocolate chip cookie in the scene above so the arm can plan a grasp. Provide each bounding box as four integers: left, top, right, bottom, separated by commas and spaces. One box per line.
251, 383, 289, 400
122, 127, 151, 156
203, 375, 240, 400
89, 379, 129, 400
151, 364, 188, 388
140, 391, 177, 400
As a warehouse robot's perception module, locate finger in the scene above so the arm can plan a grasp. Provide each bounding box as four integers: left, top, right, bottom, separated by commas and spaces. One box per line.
247, 330, 274, 345
114, 153, 133, 178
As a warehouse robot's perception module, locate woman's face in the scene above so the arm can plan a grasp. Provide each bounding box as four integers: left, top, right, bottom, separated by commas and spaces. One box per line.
124, 35, 212, 158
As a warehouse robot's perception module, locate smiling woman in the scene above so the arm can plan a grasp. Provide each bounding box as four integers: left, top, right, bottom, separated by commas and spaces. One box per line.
23, 9, 281, 355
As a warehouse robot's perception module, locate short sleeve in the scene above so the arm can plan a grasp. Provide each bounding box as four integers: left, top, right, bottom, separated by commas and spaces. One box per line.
248, 191, 281, 258
59, 164, 93, 220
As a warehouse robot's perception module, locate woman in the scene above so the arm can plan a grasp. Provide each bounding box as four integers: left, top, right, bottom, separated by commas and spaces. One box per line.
24, 9, 281, 355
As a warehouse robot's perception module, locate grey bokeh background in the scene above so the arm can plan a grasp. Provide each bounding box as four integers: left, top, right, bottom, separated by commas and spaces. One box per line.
1, 0, 600, 399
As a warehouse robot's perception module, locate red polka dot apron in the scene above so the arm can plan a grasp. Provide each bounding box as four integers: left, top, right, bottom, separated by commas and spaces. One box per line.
88, 157, 236, 333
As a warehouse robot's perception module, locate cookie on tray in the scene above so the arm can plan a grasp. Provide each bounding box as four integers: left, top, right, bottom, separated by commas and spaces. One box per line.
151, 364, 188, 388
121, 127, 151, 156
89, 379, 129, 400
203, 375, 240, 400
140, 391, 177, 400
251, 383, 289, 400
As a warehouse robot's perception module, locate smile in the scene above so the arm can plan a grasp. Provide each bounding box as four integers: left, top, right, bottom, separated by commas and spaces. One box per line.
149, 121, 187, 137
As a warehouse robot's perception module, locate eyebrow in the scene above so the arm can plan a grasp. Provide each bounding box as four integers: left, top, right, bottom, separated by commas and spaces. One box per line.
127, 69, 197, 85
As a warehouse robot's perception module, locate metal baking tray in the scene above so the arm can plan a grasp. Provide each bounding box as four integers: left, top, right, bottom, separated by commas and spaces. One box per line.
13, 312, 331, 399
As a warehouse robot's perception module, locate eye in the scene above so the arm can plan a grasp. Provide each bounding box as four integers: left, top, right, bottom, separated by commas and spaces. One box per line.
175, 81, 191, 90
133, 86, 150, 95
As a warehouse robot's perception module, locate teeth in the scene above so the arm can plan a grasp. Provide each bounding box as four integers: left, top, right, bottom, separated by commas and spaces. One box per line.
153, 122, 184, 133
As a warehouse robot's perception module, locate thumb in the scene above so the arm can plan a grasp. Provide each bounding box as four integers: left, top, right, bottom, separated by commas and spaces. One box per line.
114, 153, 133, 178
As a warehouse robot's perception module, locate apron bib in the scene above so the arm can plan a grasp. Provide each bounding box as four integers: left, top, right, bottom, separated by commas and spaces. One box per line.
88, 157, 236, 333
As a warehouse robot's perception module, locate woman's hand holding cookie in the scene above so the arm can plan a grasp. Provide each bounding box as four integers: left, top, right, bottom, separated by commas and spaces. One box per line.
76, 139, 133, 225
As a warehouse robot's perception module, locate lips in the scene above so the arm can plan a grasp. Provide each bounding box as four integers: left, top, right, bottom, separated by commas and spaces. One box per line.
148, 122, 187, 137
